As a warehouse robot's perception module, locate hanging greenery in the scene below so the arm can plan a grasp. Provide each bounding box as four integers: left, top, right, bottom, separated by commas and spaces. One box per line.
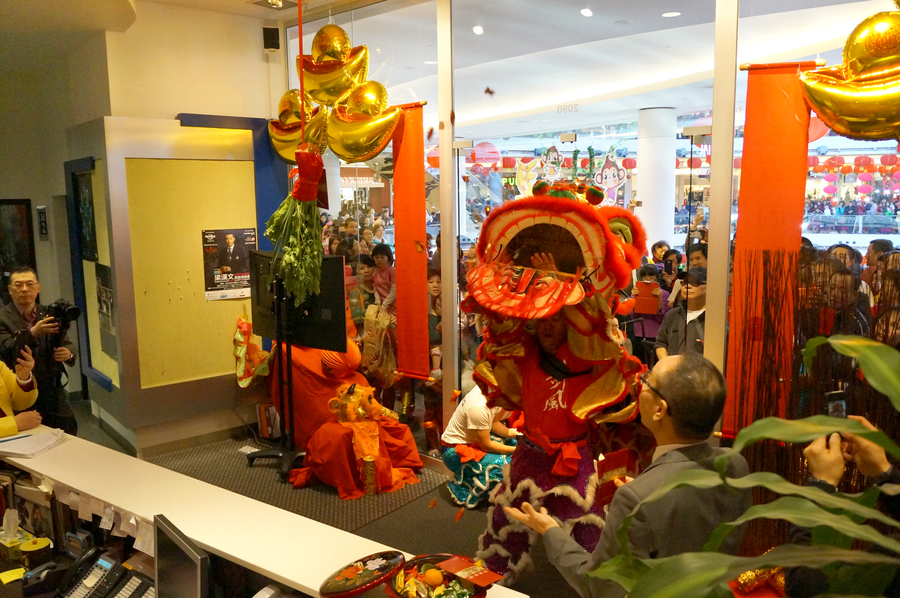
264, 195, 323, 306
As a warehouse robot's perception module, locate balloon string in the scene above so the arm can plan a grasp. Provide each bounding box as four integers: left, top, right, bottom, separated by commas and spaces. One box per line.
298, 0, 305, 139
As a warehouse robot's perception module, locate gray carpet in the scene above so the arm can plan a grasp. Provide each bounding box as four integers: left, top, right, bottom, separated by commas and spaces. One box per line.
145, 436, 448, 531
70, 399, 129, 454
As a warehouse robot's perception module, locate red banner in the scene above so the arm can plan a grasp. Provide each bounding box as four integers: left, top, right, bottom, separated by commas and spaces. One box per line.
723, 64, 813, 436
392, 106, 430, 378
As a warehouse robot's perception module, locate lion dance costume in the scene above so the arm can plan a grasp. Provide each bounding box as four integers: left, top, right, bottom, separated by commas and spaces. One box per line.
466, 183, 651, 582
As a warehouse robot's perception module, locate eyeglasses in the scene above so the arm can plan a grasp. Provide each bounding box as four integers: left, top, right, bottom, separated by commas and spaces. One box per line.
10, 281, 37, 289
640, 371, 667, 404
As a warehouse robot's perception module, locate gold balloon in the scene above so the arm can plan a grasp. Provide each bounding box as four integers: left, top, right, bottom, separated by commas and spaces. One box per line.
268, 99, 326, 163
345, 81, 389, 118
311, 24, 352, 63
269, 24, 400, 164
844, 12, 900, 81
327, 106, 401, 163
300, 45, 369, 107
801, 8, 900, 141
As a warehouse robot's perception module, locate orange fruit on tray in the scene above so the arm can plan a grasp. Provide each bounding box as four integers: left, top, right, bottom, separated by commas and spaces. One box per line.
423, 568, 444, 588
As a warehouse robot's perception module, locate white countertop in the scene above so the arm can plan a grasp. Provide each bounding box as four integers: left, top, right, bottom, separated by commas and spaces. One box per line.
4, 428, 525, 597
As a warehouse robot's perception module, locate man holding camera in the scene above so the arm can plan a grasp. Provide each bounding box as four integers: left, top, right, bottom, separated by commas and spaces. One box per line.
0, 267, 77, 435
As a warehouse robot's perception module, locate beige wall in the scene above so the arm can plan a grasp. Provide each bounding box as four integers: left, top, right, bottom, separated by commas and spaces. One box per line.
106, 1, 275, 120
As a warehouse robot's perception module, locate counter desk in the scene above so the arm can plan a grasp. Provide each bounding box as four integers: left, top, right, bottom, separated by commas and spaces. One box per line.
3, 429, 525, 598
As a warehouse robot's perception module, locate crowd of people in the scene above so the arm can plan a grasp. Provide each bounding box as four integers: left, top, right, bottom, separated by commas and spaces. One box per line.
806, 196, 900, 216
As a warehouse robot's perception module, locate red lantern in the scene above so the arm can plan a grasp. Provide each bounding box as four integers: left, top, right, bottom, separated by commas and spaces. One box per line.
491, 162, 499, 172
676, 158, 682, 169
562, 157, 573, 168
502, 156, 516, 169
854, 165, 864, 173
471, 142, 500, 163
688, 157, 703, 169
580, 158, 590, 168
840, 165, 853, 174
807, 156, 820, 168
825, 156, 845, 168
855, 155, 873, 167
622, 157, 637, 170
813, 165, 826, 173
879, 165, 889, 174
426, 147, 440, 168
705, 154, 712, 165
733, 157, 742, 169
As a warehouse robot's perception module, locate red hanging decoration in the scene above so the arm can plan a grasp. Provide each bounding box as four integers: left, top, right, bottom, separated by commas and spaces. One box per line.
825, 156, 845, 168
502, 156, 516, 168
840, 165, 853, 174
882, 154, 898, 166
733, 157, 742, 169
426, 146, 440, 168
688, 157, 702, 169
807, 156, 819, 168
854, 155, 873, 167
292, 143, 324, 202
622, 157, 637, 169
676, 158, 682, 169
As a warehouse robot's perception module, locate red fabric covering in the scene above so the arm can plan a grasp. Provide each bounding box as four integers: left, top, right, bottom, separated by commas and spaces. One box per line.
270, 343, 368, 450
723, 64, 813, 436
392, 106, 431, 378
288, 418, 422, 500
454, 444, 487, 463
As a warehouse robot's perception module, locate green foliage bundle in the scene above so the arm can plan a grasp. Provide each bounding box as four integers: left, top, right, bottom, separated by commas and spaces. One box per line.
264, 195, 323, 306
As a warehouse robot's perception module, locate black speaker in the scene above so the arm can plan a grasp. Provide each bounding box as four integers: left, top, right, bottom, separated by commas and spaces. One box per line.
263, 27, 280, 51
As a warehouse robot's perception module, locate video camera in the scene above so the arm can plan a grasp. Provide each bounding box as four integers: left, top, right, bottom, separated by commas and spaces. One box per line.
13, 299, 81, 358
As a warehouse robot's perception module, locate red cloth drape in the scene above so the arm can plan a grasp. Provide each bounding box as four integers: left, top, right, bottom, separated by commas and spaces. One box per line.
723, 64, 815, 436
392, 106, 430, 378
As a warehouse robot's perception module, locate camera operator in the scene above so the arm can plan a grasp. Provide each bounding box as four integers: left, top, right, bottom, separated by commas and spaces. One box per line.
0, 267, 78, 435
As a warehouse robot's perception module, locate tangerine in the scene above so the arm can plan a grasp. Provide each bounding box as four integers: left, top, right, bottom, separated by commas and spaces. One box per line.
423, 568, 444, 588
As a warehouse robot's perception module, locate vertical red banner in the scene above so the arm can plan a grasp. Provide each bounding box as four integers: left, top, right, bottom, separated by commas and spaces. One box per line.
723, 64, 814, 436
392, 106, 431, 378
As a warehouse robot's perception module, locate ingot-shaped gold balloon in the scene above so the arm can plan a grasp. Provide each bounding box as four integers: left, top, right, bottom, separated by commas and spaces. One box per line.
801, 6, 900, 141
327, 105, 401, 163
345, 81, 389, 118
268, 91, 327, 163
311, 24, 352, 63
300, 45, 369, 107
844, 12, 900, 81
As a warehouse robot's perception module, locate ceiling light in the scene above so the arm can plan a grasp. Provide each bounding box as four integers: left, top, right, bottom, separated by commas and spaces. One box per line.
615, 19, 631, 25
424, 61, 437, 64
581, 8, 593, 17
473, 25, 484, 35
662, 11, 681, 17
267, 0, 282, 7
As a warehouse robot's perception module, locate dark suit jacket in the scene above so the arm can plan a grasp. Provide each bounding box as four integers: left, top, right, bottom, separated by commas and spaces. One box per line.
544, 442, 751, 598
0, 302, 77, 412
217, 242, 249, 273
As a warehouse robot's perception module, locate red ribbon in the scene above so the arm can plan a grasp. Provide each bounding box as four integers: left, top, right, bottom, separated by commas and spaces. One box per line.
292, 143, 324, 202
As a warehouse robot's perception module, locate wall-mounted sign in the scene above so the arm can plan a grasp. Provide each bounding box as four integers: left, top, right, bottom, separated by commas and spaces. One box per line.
202, 228, 257, 300
36, 206, 48, 240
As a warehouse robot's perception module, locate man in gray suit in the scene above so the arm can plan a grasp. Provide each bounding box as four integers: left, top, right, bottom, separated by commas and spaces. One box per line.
505, 353, 751, 598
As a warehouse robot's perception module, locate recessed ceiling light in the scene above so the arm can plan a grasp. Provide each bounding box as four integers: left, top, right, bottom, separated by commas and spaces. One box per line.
662, 11, 681, 17
424, 61, 437, 64
473, 25, 484, 35
581, 8, 593, 17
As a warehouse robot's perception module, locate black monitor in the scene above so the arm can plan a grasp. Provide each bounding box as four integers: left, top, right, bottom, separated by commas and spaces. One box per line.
155, 514, 209, 598
249, 250, 348, 353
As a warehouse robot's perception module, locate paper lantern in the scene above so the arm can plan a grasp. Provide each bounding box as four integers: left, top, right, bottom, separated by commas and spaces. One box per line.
892, 166, 900, 175
825, 156, 845, 168
868, 165, 878, 173
580, 158, 590, 168
676, 158, 682, 169
840, 165, 853, 174
813, 165, 827, 173
688, 157, 702, 169
502, 156, 516, 169
858, 184, 873, 194
622, 157, 637, 169
882, 155, 898, 166
733, 157, 742, 169
854, 155, 873, 167
705, 154, 712, 165
858, 172, 874, 182
426, 146, 440, 168
824, 173, 839, 182
807, 156, 820, 167
854, 166, 864, 173
823, 185, 838, 194
879, 165, 889, 174
471, 142, 500, 163
562, 157, 573, 168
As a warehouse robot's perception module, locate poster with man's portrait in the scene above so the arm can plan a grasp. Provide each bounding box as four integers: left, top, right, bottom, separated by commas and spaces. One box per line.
202, 228, 256, 300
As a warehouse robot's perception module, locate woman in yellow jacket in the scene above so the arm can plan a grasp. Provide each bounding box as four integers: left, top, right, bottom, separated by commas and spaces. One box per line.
0, 345, 41, 437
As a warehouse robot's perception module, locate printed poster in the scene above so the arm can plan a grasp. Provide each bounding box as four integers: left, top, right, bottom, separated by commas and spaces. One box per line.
202, 228, 256, 301
95, 263, 117, 360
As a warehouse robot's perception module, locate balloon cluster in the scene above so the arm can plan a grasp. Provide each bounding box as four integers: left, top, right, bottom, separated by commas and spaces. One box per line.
801, 1, 900, 141
268, 24, 401, 164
